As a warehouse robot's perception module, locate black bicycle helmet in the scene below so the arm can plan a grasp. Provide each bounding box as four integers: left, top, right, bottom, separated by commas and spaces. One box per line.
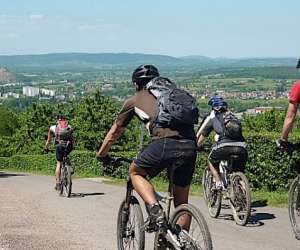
297, 59, 300, 69
56, 114, 66, 120
132, 65, 159, 84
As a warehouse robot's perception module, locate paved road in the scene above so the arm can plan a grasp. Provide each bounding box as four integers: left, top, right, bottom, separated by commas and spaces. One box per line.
0, 171, 299, 250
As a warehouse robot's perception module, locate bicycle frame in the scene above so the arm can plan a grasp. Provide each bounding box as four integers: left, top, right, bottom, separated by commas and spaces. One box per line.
219, 157, 235, 189
121, 167, 185, 250
123, 176, 174, 225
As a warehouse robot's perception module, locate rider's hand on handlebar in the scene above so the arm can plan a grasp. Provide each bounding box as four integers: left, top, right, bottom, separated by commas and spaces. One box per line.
276, 139, 291, 149
196, 144, 204, 152
96, 154, 114, 165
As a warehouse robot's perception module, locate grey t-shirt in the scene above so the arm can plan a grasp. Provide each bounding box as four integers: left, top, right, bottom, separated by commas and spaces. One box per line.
198, 110, 245, 146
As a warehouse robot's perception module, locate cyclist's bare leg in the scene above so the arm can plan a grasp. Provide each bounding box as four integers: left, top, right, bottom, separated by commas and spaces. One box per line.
208, 161, 220, 183
129, 163, 157, 205
55, 161, 61, 184
173, 185, 191, 230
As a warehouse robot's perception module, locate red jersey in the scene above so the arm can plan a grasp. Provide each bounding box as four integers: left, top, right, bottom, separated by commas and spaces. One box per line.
289, 80, 300, 104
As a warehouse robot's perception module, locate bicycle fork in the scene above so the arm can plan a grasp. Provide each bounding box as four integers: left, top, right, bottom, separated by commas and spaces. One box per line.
121, 179, 134, 236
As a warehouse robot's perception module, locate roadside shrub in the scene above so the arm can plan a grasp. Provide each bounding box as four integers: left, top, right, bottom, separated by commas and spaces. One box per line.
1, 134, 299, 192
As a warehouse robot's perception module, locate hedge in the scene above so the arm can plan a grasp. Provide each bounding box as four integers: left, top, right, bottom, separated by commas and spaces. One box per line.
1, 135, 299, 191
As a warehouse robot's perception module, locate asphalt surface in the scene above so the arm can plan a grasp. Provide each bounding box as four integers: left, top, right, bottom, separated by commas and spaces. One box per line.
0, 171, 299, 250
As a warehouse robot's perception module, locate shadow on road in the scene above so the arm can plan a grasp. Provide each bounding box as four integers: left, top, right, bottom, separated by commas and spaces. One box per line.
70, 192, 105, 198
247, 211, 276, 227
0, 172, 25, 178
251, 199, 268, 208
211, 200, 276, 227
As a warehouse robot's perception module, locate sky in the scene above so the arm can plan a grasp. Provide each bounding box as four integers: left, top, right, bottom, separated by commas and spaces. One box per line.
0, 0, 299, 58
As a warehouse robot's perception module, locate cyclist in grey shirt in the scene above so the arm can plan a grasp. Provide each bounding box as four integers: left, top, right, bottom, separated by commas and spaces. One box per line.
197, 96, 248, 190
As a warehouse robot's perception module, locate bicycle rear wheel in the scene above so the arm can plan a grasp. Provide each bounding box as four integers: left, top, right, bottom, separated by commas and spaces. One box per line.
288, 177, 300, 240
60, 164, 72, 198
205, 171, 222, 218
168, 204, 213, 250
117, 196, 145, 250
230, 172, 251, 226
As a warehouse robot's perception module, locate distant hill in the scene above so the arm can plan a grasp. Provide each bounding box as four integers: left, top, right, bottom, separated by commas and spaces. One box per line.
0, 52, 297, 70
0, 53, 180, 69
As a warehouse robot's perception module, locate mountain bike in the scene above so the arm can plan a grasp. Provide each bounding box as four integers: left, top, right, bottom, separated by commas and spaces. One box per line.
202, 154, 251, 226
106, 157, 213, 250
276, 141, 300, 240
57, 143, 73, 198
289, 173, 300, 240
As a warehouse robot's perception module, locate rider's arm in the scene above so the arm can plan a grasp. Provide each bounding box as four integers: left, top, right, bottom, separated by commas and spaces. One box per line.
196, 113, 213, 146
281, 102, 298, 141
97, 97, 135, 157
281, 81, 300, 141
197, 134, 207, 147
45, 129, 53, 149
97, 123, 125, 157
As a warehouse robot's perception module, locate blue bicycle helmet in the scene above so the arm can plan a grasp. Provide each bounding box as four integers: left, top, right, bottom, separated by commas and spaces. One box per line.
208, 95, 228, 110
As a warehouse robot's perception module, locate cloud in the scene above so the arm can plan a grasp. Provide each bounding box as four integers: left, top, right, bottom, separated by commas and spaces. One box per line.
77, 24, 99, 31
0, 33, 19, 39
29, 14, 44, 21
77, 22, 123, 32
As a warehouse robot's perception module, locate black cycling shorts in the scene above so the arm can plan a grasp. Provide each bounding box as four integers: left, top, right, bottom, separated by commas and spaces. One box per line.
208, 146, 248, 172
55, 144, 72, 162
134, 137, 197, 187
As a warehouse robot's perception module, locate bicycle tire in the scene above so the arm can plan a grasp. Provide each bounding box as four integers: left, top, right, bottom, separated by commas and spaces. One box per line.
59, 164, 72, 198
288, 177, 300, 240
59, 164, 65, 196
202, 168, 210, 204
65, 164, 72, 198
230, 172, 251, 226
117, 196, 145, 250
205, 171, 222, 218
168, 204, 213, 250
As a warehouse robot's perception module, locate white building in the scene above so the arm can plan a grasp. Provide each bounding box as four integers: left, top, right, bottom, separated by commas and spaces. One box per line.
101, 83, 113, 91
1, 92, 20, 99
23, 86, 40, 97
40, 88, 55, 97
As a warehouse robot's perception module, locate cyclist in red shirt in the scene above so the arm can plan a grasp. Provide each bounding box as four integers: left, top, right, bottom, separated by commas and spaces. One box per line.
278, 59, 300, 146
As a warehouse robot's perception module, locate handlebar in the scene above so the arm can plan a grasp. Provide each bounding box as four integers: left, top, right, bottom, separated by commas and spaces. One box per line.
196, 145, 211, 153
276, 140, 300, 153
98, 155, 132, 174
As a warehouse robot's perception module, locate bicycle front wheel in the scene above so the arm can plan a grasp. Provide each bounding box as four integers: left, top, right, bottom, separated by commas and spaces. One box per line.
205, 171, 222, 218
230, 172, 251, 226
60, 164, 72, 198
117, 196, 145, 250
288, 177, 300, 240
168, 204, 213, 250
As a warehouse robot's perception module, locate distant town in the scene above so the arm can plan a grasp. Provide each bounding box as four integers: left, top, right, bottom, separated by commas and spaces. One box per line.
0, 55, 299, 114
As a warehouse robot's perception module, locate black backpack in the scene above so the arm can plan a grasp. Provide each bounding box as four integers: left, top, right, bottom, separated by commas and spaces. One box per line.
221, 111, 243, 140
146, 77, 199, 128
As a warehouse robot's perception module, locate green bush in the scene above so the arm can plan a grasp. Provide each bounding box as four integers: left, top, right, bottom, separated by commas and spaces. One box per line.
0, 150, 135, 178
1, 136, 299, 192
